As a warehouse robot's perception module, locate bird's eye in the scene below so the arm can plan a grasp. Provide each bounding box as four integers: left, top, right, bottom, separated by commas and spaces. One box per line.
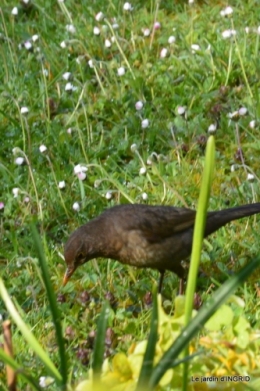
75, 252, 85, 265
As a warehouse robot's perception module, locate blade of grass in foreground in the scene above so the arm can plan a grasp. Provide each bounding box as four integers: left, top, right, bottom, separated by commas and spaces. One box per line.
148, 255, 260, 389
31, 225, 67, 387
135, 287, 158, 391
92, 302, 110, 382
0, 278, 62, 384
182, 135, 215, 390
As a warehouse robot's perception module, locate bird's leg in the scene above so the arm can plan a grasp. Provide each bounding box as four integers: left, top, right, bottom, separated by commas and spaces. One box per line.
158, 270, 165, 294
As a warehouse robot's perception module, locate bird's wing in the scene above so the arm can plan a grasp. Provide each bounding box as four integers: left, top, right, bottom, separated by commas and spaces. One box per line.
110, 205, 196, 243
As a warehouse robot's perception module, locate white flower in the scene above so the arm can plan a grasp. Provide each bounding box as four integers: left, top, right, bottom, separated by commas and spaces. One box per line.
112, 23, 119, 30
238, 107, 247, 116
42, 69, 49, 76
62, 72, 71, 80
66, 24, 76, 34
95, 12, 104, 21
222, 29, 236, 39
24, 196, 30, 203
245, 27, 250, 34
105, 39, 111, 48
249, 120, 256, 129
160, 48, 168, 58
230, 164, 236, 172
123, 2, 133, 11
11, 7, 18, 15
39, 376, 54, 388
139, 167, 147, 175
0, 202, 4, 210
177, 106, 186, 116
135, 101, 143, 110
208, 124, 217, 134
20, 107, 29, 114
67, 128, 72, 134
58, 181, 66, 189
142, 192, 148, 200
72, 202, 80, 211
225, 7, 233, 15
39, 145, 47, 153
117, 67, 125, 76
88, 59, 94, 68
15, 157, 25, 165
191, 44, 200, 53
60, 41, 66, 48
130, 143, 138, 152
222, 30, 232, 39
168, 36, 176, 44
32, 34, 39, 42
247, 173, 255, 182
24, 41, 33, 50
12, 188, 20, 198
153, 22, 161, 30
188, 0, 194, 3
74, 164, 87, 180
65, 82, 77, 92
141, 119, 149, 128
93, 27, 100, 35
77, 172, 87, 180
105, 191, 112, 200
142, 28, 150, 37
220, 6, 233, 17
74, 164, 88, 175
257, 26, 260, 35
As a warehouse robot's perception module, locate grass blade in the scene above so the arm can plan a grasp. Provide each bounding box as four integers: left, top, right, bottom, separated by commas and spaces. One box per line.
0, 278, 62, 383
31, 225, 67, 386
185, 135, 215, 323
92, 302, 110, 381
182, 135, 215, 390
135, 288, 158, 391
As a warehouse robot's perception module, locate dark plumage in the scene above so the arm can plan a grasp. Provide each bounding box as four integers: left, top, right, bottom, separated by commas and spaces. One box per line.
63, 203, 260, 291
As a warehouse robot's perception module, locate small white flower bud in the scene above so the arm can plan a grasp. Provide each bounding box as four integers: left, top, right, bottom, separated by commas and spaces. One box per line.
58, 181, 66, 189
15, 157, 25, 165
142, 192, 148, 200
39, 145, 47, 153
141, 119, 149, 128
72, 202, 80, 211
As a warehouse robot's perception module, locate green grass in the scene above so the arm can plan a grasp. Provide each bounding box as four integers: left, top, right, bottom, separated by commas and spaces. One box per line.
1, 0, 260, 389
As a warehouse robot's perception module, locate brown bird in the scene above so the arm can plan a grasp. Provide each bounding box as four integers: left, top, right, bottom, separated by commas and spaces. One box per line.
63, 203, 260, 292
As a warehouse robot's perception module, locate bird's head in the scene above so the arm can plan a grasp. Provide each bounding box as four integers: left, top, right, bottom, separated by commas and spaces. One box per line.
63, 229, 93, 286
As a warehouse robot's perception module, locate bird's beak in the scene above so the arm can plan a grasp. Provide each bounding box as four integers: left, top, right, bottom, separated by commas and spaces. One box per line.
63, 267, 75, 286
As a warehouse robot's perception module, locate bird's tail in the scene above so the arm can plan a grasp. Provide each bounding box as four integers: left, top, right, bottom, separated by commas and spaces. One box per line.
205, 202, 260, 237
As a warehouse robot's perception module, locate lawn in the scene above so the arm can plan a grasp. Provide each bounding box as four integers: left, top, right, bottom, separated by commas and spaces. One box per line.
0, 0, 260, 390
